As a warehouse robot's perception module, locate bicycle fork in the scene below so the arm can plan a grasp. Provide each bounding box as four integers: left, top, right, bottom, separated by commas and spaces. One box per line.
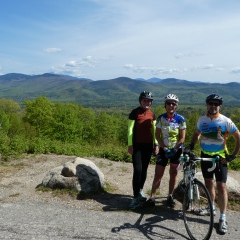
188, 180, 201, 211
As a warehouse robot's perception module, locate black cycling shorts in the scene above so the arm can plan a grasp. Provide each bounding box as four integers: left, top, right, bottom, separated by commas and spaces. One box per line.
156, 148, 182, 167
200, 152, 228, 183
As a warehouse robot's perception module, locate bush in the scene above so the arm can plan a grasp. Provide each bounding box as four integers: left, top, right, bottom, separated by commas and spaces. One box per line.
229, 158, 240, 170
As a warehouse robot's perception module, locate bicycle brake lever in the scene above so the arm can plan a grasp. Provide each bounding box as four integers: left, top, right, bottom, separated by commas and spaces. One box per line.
207, 156, 220, 172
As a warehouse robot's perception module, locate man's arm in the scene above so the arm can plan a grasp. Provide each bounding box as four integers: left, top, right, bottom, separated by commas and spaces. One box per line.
223, 131, 240, 163
231, 131, 240, 156
185, 130, 201, 151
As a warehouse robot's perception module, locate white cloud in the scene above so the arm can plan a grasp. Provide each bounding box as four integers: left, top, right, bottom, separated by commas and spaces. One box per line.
43, 48, 62, 53
175, 52, 205, 59
191, 64, 215, 70
230, 68, 240, 74
51, 55, 113, 77
124, 63, 217, 76
123, 64, 134, 70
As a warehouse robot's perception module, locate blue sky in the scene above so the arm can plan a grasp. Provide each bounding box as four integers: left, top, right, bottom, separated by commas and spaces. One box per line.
1, 0, 240, 83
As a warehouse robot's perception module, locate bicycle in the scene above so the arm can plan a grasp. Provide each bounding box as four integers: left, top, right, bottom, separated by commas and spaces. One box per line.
177, 152, 219, 240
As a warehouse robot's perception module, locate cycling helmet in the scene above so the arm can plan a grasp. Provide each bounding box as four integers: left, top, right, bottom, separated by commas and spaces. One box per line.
164, 94, 179, 103
139, 91, 153, 102
206, 93, 223, 104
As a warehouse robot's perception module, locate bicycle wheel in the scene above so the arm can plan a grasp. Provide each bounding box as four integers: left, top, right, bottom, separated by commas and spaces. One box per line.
182, 179, 214, 240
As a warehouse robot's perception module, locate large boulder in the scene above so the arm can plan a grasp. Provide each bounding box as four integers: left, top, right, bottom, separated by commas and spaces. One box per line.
175, 170, 240, 202
42, 157, 105, 193
195, 171, 240, 193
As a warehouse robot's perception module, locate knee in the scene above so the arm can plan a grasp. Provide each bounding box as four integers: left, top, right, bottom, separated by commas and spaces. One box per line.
204, 179, 214, 189
217, 182, 227, 194
153, 171, 163, 181
169, 163, 179, 176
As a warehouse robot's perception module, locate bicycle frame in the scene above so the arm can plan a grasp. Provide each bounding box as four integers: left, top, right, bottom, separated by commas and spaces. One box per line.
178, 153, 220, 240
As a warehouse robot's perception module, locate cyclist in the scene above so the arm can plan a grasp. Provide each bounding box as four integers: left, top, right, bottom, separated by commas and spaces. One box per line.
145, 94, 186, 208
186, 93, 240, 234
127, 91, 159, 210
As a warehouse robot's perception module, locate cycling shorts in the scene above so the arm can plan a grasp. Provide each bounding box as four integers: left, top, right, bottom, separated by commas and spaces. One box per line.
200, 152, 228, 183
156, 148, 182, 167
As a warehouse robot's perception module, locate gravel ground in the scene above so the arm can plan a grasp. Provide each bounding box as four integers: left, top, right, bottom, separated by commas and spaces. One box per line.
0, 154, 240, 239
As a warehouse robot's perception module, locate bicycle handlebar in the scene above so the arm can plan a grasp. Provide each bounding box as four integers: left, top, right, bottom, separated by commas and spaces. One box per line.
177, 154, 220, 172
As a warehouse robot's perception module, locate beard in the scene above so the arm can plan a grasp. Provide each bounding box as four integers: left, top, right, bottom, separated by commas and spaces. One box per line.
208, 108, 219, 115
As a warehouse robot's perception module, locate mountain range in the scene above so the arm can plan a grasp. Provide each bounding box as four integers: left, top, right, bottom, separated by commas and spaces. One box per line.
0, 73, 239, 107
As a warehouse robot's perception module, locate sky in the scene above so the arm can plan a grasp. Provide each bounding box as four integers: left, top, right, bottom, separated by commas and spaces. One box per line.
0, 0, 240, 83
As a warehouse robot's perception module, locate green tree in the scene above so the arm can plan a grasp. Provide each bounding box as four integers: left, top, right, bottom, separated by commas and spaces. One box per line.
52, 102, 83, 142
24, 96, 54, 136
153, 105, 165, 117
0, 110, 10, 133
185, 112, 200, 150
94, 112, 115, 144
229, 108, 240, 129
111, 113, 128, 145
0, 98, 21, 114
78, 108, 96, 143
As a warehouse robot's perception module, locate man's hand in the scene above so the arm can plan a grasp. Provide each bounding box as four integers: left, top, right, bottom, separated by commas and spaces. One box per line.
183, 143, 194, 153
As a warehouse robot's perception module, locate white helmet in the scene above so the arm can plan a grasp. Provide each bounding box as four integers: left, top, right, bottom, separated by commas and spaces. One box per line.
164, 94, 179, 103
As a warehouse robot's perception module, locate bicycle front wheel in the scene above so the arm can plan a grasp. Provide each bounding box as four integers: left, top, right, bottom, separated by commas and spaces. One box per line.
183, 179, 214, 240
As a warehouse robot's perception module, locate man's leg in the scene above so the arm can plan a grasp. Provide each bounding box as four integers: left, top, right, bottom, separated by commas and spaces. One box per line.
204, 178, 215, 204
216, 181, 228, 213
216, 181, 228, 233
203, 178, 216, 215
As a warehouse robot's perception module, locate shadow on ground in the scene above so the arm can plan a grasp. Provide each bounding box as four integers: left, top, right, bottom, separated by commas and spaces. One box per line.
77, 191, 189, 239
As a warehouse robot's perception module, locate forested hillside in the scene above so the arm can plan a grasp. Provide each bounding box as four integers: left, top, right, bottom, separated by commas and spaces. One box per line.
0, 73, 240, 107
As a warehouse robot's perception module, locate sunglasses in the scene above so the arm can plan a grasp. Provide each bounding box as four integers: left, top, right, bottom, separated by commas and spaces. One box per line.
142, 99, 152, 102
207, 102, 220, 107
166, 102, 177, 106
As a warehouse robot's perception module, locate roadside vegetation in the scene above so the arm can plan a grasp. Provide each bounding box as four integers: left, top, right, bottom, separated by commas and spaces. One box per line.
0, 96, 240, 170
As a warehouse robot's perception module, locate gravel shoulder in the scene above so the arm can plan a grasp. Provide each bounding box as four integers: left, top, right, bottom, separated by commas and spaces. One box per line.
1, 154, 240, 210
1, 154, 240, 239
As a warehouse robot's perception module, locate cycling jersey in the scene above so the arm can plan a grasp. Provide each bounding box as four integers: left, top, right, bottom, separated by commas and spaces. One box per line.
196, 113, 238, 157
156, 112, 186, 148
128, 107, 157, 146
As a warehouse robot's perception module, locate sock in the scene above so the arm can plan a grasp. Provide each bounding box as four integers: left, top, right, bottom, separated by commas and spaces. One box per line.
220, 212, 226, 220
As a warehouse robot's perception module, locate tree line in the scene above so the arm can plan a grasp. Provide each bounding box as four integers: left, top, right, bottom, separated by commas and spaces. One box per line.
0, 96, 239, 170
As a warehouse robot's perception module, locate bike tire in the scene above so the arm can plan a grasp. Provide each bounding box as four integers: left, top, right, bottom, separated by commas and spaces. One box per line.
183, 179, 214, 240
